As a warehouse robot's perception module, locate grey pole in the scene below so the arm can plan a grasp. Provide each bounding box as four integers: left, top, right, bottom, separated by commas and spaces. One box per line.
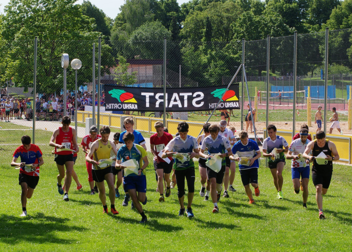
63, 68, 67, 116
266, 35, 270, 130
75, 70, 78, 142
179, 65, 181, 88
292, 31, 297, 138
92, 43, 96, 125
97, 37, 101, 131
32, 37, 37, 144
241, 39, 245, 130
324, 28, 329, 133
163, 38, 167, 126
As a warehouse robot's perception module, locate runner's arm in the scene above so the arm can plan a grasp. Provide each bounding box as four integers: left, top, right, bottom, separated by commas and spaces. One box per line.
11, 156, 25, 167
49, 129, 63, 148
328, 142, 340, 161
286, 149, 297, 159
111, 141, 118, 156
85, 141, 99, 165
141, 156, 149, 170
302, 141, 314, 162
71, 128, 79, 152
33, 156, 44, 168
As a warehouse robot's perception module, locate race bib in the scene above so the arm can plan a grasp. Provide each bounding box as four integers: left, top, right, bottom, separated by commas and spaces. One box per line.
155, 144, 165, 152
62, 142, 71, 149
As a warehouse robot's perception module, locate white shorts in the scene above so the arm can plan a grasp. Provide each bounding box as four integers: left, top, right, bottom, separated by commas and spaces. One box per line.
330, 121, 340, 129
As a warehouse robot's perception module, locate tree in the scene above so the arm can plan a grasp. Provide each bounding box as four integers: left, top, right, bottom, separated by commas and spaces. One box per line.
113, 55, 137, 86
81, 0, 111, 37
305, 0, 340, 32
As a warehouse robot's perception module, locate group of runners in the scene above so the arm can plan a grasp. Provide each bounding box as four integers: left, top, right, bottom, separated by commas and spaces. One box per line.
11, 116, 340, 222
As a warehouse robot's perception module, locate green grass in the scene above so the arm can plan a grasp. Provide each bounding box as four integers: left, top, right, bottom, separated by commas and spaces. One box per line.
1, 127, 352, 251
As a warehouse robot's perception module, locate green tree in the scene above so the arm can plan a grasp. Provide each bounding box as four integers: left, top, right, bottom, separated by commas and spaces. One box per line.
305, 0, 340, 32
113, 55, 137, 86
81, 0, 111, 37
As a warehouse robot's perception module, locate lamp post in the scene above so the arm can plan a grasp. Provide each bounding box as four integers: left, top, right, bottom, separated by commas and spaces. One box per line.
71, 58, 82, 141
61, 53, 69, 116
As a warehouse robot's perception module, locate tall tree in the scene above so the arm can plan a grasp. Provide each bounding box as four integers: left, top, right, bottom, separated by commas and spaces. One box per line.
81, 0, 111, 37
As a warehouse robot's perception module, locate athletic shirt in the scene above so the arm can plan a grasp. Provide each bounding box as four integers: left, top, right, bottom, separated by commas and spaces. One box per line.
232, 139, 260, 170
198, 134, 208, 160
218, 128, 234, 143
55, 127, 74, 155
263, 135, 288, 162
81, 134, 102, 157
165, 135, 198, 170
13, 144, 42, 177
289, 138, 310, 168
119, 130, 146, 146
117, 144, 147, 177
92, 140, 113, 170
312, 140, 333, 173
150, 132, 173, 163
202, 135, 231, 166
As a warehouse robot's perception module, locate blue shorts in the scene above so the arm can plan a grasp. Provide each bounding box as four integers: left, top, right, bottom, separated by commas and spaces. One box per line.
291, 167, 310, 179
316, 120, 322, 128
123, 175, 147, 193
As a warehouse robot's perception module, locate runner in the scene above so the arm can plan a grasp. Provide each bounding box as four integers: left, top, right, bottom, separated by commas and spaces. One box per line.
81, 125, 101, 194
201, 125, 232, 213
262, 124, 288, 199
86, 126, 119, 215
162, 122, 205, 218
245, 104, 253, 133
218, 120, 236, 198
292, 124, 312, 141
150, 121, 173, 202
220, 109, 230, 126
112, 132, 122, 198
315, 105, 323, 132
231, 131, 261, 204
303, 130, 339, 219
197, 123, 211, 200
49, 116, 78, 201
329, 107, 342, 134
286, 129, 311, 208
11, 135, 44, 216
116, 132, 149, 223
119, 117, 147, 207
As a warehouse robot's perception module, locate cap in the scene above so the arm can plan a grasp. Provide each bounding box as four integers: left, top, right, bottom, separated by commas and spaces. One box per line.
89, 125, 98, 133
220, 120, 227, 127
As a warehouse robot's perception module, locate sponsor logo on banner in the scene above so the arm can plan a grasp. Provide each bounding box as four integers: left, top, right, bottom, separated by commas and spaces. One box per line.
106, 89, 138, 110
208, 88, 239, 109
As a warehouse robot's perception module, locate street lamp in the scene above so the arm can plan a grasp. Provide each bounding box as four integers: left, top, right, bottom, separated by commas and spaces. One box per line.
61, 53, 69, 116
71, 58, 82, 141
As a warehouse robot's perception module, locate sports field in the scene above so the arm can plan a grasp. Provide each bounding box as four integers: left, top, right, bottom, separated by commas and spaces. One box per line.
1, 122, 352, 251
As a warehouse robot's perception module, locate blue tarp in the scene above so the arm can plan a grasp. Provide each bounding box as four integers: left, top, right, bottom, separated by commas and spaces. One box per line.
304, 86, 336, 99
348, 85, 351, 100
126, 82, 153, 88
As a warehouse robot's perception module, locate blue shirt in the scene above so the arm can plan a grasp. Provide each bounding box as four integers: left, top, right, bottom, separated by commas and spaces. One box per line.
232, 139, 260, 170
116, 144, 147, 177
119, 130, 146, 146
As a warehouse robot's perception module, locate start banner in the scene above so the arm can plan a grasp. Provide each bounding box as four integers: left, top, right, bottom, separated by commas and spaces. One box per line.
104, 84, 240, 112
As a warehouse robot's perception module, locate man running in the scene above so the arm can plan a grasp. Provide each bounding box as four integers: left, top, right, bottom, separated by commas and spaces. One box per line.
231, 131, 261, 204
150, 121, 173, 202
262, 124, 288, 199
163, 122, 204, 218
201, 125, 232, 213
219, 120, 236, 197
315, 105, 323, 132
329, 107, 341, 134
112, 132, 122, 198
119, 117, 147, 207
197, 123, 211, 200
86, 126, 119, 215
286, 129, 311, 208
303, 130, 339, 219
81, 125, 101, 194
49, 116, 78, 201
11, 135, 44, 217
116, 132, 149, 223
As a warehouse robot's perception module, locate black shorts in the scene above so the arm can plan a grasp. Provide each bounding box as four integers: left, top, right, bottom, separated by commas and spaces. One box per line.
154, 160, 173, 174
92, 167, 113, 182
268, 159, 285, 169
5, 111, 9, 116
36, 109, 40, 113
113, 167, 122, 175
19, 173, 39, 189
20, 107, 23, 112
221, 112, 229, 118
206, 166, 226, 184
14, 109, 19, 113
199, 158, 207, 168
225, 156, 231, 167
73, 156, 77, 164
54, 154, 74, 165
312, 171, 332, 189
240, 168, 258, 186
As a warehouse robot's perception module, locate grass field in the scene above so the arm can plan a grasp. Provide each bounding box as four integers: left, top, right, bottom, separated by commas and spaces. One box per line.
1, 125, 352, 251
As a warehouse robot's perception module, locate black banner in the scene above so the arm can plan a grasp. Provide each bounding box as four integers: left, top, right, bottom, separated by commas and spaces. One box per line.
104, 84, 240, 112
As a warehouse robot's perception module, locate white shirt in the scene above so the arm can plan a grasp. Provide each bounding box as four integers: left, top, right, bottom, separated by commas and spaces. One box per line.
52, 101, 58, 110
289, 138, 310, 168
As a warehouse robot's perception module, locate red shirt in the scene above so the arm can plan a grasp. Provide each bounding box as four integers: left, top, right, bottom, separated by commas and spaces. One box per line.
292, 133, 312, 141
13, 144, 42, 177
55, 127, 74, 155
150, 132, 173, 163
81, 134, 102, 157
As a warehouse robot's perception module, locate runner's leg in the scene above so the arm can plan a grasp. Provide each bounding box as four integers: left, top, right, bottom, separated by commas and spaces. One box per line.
276, 162, 284, 191
270, 168, 279, 191
64, 161, 74, 193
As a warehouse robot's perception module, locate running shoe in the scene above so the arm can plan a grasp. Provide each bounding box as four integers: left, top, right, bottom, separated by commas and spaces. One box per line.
159, 195, 165, 202
63, 194, 69, 201
57, 183, 64, 195
115, 188, 120, 198
103, 207, 108, 214
122, 194, 130, 207
186, 208, 194, 218
140, 216, 148, 224
111, 207, 119, 215
277, 191, 283, 199
165, 187, 171, 197
319, 211, 325, 219
94, 186, 99, 193
229, 185, 237, 192
200, 187, 205, 197
204, 195, 209, 201
142, 196, 148, 205
303, 203, 307, 209
223, 191, 229, 198
249, 199, 255, 204
76, 184, 83, 190
131, 202, 135, 210
179, 208, 185, 216
20, 211, 27, 217
217, 193, 221, 202
255, 187, 260, 197
212, 206, 219, 213
90, 190, 95, 195
300, 180, 303, 191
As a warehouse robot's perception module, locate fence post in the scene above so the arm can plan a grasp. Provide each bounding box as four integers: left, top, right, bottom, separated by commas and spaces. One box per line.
307, 86, 311, 127
163, 38, 167, 126
92, 43, 96, 125
324, 28, 329, 133
97, 37, 101, 131
241, 39, 245, 130
293, 31, 297, 138
32, 37, 37, 144
349, 86, 352, 130
266, 35, 270, 130
254, 86, 258, 122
